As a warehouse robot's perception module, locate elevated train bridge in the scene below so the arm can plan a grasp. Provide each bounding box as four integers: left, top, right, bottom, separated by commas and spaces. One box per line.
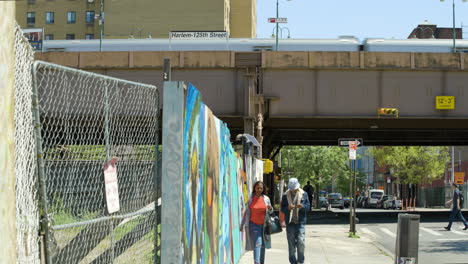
37, 50, 468, 157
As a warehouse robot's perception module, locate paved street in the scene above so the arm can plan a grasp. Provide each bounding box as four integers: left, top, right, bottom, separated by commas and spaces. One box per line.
359, 222, 468, 264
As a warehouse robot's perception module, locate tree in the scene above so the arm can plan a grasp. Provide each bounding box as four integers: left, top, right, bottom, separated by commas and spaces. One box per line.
281, 146, 351, 208
367, 146, 450, 185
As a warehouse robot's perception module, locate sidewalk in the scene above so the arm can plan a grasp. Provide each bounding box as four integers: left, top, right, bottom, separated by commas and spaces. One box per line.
238, 225, 393, 264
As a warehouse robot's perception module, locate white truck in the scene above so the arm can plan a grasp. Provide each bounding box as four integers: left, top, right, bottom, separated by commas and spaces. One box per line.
366, 189, 384, 208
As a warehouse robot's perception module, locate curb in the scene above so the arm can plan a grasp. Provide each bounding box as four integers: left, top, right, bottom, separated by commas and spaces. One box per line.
372, 240, 395, 262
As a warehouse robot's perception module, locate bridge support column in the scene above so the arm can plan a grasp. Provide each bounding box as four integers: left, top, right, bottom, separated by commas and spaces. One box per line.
161, 81, 185, 264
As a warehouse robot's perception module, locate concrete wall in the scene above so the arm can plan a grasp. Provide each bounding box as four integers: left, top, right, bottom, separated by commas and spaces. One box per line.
0, 2, 18, 263
36, 51, 468, 70
35, 51, 468, 118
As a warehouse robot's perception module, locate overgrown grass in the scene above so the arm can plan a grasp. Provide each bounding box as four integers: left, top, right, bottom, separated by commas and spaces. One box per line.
348, 232, 360, 238
51, 208, 158, 263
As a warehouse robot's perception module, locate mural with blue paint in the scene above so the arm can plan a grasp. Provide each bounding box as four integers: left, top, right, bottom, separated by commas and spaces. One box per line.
182, 83, 249, 264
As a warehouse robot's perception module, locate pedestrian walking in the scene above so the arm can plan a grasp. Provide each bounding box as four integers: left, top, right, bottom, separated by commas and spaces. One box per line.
303, 181, 314, 211
240, 181, 274, 264
444, 183, 468, 231
281, 178, 310, 264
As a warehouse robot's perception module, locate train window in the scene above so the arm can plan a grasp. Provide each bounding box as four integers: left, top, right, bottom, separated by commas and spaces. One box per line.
253, 45, 273, 51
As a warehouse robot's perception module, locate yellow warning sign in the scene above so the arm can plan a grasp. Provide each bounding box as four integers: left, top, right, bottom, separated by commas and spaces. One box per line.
436, 96, 455, 110
455, 172, 465, 185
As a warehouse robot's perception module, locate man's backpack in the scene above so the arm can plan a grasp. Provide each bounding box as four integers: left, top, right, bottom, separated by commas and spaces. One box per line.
459, 192, 465, 209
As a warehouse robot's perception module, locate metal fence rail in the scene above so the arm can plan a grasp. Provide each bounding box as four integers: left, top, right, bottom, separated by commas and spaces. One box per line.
420, 183, 468, 209
32, 61, 160, 264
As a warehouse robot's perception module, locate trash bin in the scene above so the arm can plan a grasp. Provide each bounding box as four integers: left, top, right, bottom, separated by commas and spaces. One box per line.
395, 213, 420, 264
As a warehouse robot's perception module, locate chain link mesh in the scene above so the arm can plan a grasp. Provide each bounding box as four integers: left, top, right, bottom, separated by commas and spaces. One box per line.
33, 61, 159, 264
14, 23, 41, 264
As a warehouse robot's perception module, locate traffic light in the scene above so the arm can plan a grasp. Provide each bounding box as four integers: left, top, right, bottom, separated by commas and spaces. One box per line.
378, 108, 398, 117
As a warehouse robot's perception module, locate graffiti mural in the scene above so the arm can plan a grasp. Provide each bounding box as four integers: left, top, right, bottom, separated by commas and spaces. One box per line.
182, 84, 250, 264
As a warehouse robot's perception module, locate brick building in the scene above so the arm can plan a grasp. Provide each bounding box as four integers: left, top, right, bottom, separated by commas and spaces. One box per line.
408, 20, 462, 39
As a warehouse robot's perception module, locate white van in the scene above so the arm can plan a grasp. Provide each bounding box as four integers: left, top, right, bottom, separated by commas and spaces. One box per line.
367, 189, 384, 208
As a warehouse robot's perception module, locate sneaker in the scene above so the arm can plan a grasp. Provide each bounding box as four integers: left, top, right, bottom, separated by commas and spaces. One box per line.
444, 226, 451, 231
464, 226, 468, 230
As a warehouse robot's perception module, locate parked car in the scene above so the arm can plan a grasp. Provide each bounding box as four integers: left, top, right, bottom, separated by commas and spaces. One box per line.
328, 193, 345, 209
377, 195, 391, 209
357, 196, 368, 208
319, 197, 329, 210
343, 197, 351, 208
383, 196, 402, 210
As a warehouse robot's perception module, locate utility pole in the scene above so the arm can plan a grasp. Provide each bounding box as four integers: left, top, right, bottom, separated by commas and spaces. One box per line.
275, 0, 279, 51
99, 0, 104, 52
452, 0, 456, 52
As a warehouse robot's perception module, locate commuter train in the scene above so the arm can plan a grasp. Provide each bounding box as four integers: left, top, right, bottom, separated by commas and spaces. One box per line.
41, 36, 468, 53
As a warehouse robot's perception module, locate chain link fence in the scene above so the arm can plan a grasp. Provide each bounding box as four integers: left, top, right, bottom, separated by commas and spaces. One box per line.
32, 61, 160, 263
14, 23, 41, 264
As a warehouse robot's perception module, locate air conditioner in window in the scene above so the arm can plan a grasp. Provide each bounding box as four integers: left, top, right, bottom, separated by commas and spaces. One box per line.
88, 0, 95, 3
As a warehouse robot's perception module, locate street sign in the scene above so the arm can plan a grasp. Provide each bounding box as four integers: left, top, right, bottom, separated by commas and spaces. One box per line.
455, 172, 465, 185
169, 31, 229, 40
268, 17, 288, 23
349, 141, 357, 160
339, 138, 363, 147
436, 96, 455, 110
103, 158, 120, 214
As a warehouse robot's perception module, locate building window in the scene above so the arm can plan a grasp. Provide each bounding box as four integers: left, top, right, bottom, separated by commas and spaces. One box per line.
67, 11, 76, 24
45, 34, 54, 40
27, 12, 35, 25
86, 11, 95, 24
66, 34, 75, 40
85, 34, 95, 40
46, 12, 55, 24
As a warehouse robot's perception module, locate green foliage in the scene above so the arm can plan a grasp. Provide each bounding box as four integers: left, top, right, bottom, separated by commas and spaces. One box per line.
367, 146, 450, 184
336, 169, 367, 195
281, 146, 351, 193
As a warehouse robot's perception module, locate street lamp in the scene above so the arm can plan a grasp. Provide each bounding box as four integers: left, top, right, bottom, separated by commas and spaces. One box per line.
440, 0, 467, 52
274, 0, 292, 51
271, 26, 291, 39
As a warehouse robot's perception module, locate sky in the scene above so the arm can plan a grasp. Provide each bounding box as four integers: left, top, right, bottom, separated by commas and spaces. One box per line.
256, 0, 468, 40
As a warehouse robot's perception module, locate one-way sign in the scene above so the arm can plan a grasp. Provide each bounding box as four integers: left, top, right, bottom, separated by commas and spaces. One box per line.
338, 138, 363, 147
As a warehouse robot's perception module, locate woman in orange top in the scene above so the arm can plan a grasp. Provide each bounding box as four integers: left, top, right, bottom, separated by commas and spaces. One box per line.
240, 181, 273, 264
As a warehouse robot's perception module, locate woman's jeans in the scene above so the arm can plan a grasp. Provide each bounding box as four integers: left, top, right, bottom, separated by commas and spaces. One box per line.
249, 221, 265, 264
286, 223, 305, 264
